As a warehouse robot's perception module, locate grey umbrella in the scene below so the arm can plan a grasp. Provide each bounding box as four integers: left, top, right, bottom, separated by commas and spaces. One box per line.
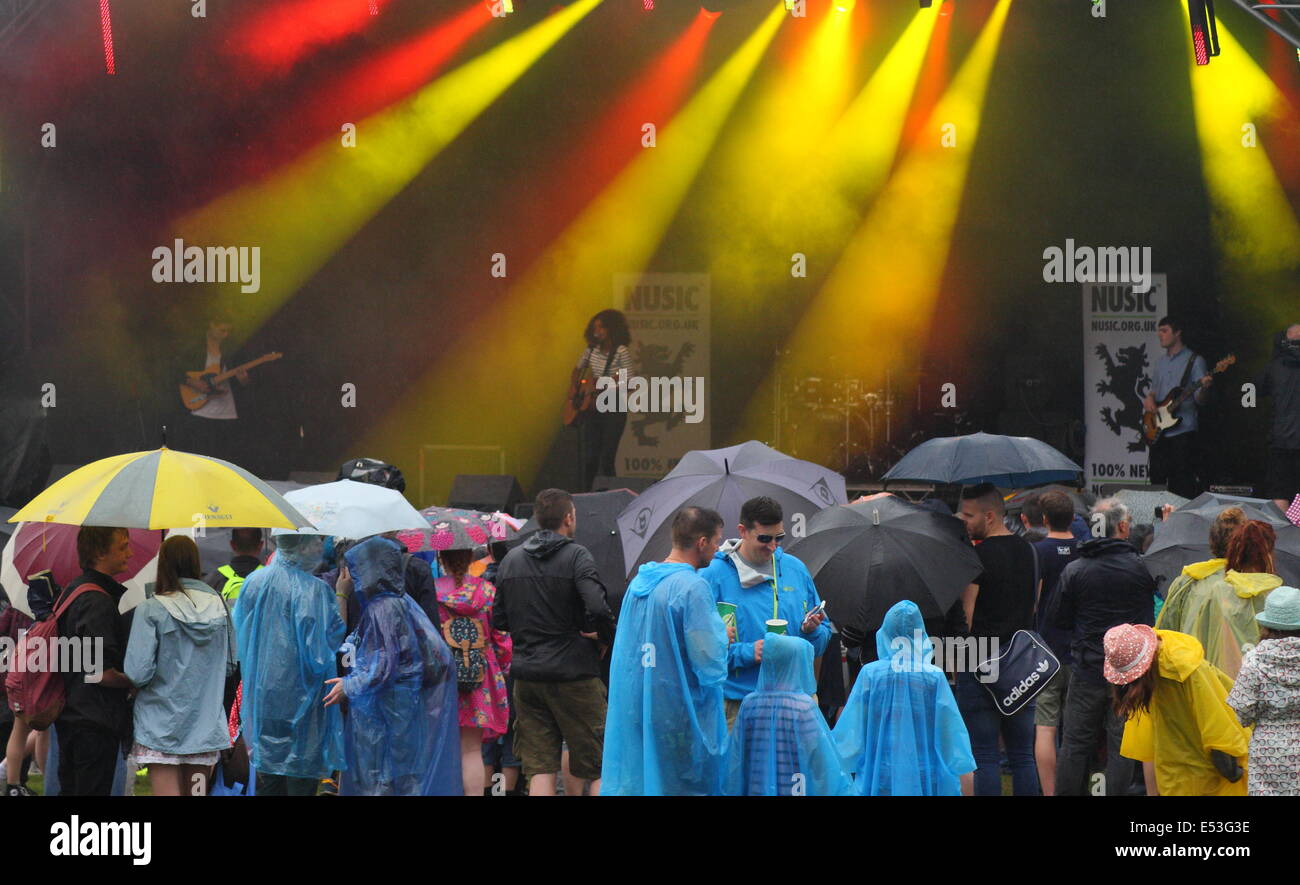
616, 441, 846, 576
1143, 495, 1300, 593
882, 432, 1082, 487
785, 495, 982, 647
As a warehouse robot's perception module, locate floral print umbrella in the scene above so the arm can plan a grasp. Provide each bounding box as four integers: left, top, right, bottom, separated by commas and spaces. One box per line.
398, 507, 520, 553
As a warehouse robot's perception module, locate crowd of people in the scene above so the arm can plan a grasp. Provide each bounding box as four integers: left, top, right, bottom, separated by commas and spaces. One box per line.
2, 482, 1299, 797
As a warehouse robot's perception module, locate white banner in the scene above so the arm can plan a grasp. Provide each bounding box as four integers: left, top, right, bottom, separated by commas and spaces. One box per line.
612, 273, 711, 478
1082, 274, 1168, 493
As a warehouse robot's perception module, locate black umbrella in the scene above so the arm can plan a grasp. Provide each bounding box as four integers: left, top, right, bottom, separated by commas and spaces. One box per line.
512, 489, 636, 613
1143, 495, 1300, 593
785, 495, 982, 647
882, 432, 1081, 487
617, 440, 846, 576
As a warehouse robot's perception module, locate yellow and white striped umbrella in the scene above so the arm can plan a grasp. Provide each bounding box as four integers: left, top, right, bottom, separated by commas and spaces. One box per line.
9, 447, 311, 531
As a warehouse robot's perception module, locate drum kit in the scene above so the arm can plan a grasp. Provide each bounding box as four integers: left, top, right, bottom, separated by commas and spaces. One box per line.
777, 374, 905, 476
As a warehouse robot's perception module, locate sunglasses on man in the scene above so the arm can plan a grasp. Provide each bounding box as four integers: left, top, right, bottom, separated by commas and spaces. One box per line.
754, 533, 785, 545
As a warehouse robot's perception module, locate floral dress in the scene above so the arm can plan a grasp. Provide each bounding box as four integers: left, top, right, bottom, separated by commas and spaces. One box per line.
435, 574, 512, 740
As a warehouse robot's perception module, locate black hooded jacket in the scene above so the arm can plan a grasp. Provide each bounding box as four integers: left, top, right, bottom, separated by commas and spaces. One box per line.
1260, 330, 1300, 449
1050, 536, 1155, 684
492, 531, 616, 682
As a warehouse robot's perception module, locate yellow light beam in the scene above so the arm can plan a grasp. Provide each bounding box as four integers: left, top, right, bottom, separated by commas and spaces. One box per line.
699, 7, 939, 324
738, 0, 1011, 445
1183, 5, 1300, 331
175, 0, 602, 333
360, 3, 789, 489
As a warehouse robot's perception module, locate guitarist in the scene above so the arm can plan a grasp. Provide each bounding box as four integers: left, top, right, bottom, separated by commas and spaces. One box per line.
1142, 316, 1212, 498
572, 309, 632, 491
177, 312, 251, 464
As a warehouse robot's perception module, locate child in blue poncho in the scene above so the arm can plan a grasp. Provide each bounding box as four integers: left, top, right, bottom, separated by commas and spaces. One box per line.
833, 600, 976, 795
723, 633, 852, 796
324, 536, 461, 796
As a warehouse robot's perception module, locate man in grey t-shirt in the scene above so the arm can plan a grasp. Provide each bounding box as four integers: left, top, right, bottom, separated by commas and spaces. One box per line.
1142, 316, 1211, 498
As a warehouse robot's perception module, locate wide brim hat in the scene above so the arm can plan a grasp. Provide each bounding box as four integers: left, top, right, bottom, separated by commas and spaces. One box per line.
1103, 623, 1158, 685
1257, 585, 1300, 631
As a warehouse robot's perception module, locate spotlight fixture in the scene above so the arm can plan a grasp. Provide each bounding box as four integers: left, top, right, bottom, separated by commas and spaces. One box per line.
1188, 0, 1221, 65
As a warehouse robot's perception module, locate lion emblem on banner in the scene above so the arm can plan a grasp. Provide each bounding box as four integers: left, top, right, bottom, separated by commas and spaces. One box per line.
629, 341, 696, 446
1094, 342, 1151, 452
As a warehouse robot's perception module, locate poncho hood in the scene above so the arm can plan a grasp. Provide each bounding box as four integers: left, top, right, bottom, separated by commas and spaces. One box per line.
627, 560, 694, 598
1224, 570, 1282, 599
273, 533, 326, 573
875, 599, 934, 669
344, 536, 404, 610
1181, 558, 1227, 581
757, 633, 816, 694
153, 578, 228, 645
1156, 629, 1205, 682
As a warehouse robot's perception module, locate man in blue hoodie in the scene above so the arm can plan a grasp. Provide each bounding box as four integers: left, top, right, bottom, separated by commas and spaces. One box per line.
700, 496, 830, 728
602, 506, 729, 795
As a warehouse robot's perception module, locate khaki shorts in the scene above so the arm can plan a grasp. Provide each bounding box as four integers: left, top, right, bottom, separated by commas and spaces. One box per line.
725, 698, 743, 730
1034, 663, 1070, 727
512, 677, 607, 782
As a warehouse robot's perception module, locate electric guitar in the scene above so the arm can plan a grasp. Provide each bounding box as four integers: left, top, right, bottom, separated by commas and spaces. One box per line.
1142, 354, 1235, 444
180, 352, 283, 411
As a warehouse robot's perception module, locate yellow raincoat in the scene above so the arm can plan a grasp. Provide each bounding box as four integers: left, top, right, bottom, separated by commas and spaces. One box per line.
1155, 559, 1281, 680
1119, 630, 1250, 796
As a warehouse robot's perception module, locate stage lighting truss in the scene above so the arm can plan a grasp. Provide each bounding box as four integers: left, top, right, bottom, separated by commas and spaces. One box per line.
1213, 1, 1300, 64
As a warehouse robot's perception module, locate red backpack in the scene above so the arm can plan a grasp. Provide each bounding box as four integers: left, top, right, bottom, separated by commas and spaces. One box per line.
4, 583, 107, 730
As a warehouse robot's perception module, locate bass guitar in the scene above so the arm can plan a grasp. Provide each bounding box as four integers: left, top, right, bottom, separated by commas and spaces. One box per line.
1142, 354, 1235, 444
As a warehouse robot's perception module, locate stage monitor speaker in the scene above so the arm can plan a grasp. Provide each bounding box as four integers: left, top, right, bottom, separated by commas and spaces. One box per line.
591, 475, 657, 494
449, 474, 525, 513
512, 502, 534, 522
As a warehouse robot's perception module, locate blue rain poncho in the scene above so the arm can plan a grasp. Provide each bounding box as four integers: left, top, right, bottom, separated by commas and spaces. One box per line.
339, 537, 460, 796
602, 561, 729, 796
832, 600, 975, 796
232, 534, 346, 779
723, 633, 852, 796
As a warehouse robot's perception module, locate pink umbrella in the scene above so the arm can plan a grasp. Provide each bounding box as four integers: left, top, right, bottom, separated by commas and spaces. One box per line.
2, 522, 161, 598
